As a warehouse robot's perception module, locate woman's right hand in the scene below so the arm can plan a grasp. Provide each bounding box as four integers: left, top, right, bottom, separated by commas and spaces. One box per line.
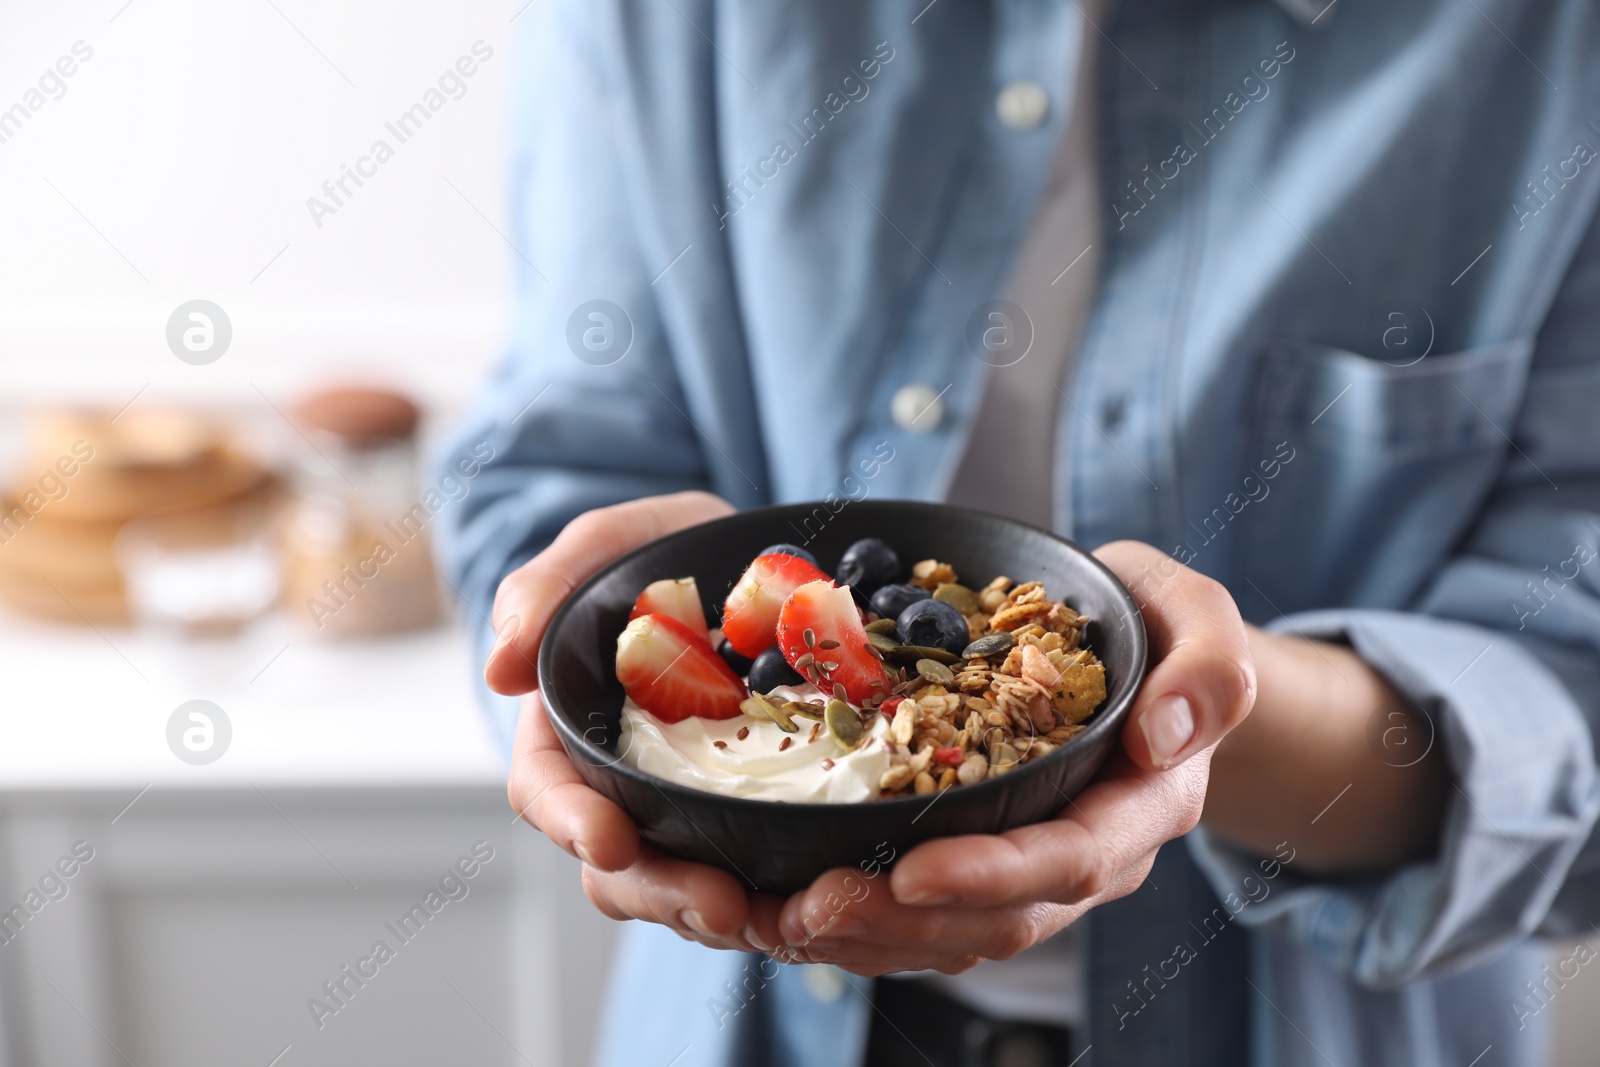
487, 491, 780, 953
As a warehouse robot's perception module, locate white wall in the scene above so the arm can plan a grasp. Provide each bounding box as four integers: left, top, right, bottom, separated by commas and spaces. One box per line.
0, 0, 515, 409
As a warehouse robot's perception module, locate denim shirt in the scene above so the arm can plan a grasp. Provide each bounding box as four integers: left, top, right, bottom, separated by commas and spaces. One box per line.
434, 1, 1600, 1064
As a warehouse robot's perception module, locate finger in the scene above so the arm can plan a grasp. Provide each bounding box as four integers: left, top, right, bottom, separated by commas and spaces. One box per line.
782, 869, 1071, 966
508, 690, 640, 871
889, 750, 1210, 908
804, 931, 1012, 975
581, 845, 753, 949
803, 951, 983, 979
1094, 541, 1257, 769
740, 892, 796, 960
485, 491, 733, 694
777, 866, 880, 946
775, 866, 1037, 961
580, 867, 736, 953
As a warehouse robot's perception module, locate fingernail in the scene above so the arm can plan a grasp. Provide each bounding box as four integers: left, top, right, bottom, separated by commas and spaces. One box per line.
491, 615, 521, 658
681, 910, 714, 937
1142, 694, 1196, 768
897, 888, 954, 906
573, 841, 596, 866
742, 923, 773, 953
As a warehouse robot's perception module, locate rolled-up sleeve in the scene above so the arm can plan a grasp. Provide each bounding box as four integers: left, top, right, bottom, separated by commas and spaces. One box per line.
1191, 609, 1600, 988
1191, 203, 1600, 989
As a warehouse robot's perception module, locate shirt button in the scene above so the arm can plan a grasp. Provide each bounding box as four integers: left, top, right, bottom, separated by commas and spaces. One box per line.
996, 80, 1049, 130
801, 964, 848, 1003
891, 382, 944, 432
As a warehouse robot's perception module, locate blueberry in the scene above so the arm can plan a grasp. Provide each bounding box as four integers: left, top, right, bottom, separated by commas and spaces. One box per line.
870, 582, 930, 621
759, 542, 818, 566
717, 636, 754, 677
749, 645, 803, 693
895, 598, 969, 656
835, 538, 901, 596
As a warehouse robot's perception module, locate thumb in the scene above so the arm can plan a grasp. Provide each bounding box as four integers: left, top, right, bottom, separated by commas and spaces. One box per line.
1093, 541, 1256, 770
485, 491, 734, 695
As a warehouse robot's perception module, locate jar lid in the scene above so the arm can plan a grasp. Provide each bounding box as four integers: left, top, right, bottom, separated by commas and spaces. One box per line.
293, 387, 419, 446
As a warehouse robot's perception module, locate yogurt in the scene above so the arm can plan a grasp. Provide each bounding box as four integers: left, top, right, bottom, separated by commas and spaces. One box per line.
619, 683, 892, 803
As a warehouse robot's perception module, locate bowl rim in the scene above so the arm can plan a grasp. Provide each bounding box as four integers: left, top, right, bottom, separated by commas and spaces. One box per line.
538, 499, 1148, 814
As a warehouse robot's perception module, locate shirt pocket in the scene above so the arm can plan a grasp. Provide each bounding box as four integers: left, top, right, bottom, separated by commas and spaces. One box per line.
1239, 336, 1535, 617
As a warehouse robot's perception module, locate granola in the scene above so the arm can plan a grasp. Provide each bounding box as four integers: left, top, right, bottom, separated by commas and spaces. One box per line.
867, 561, 1106, 798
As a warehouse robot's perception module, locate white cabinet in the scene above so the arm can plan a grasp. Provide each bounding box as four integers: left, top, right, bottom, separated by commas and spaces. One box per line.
0, 786, 616, 1067
0, 620, 617, 1067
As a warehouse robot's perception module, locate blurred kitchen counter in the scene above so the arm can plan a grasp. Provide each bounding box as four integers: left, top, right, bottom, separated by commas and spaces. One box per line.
0, 611, 502, 789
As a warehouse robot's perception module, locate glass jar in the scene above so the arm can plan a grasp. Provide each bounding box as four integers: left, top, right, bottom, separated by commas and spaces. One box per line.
278, 387, 441, 637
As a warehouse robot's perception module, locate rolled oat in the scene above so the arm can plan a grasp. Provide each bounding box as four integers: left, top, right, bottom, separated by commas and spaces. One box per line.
865, 558, 1109, 799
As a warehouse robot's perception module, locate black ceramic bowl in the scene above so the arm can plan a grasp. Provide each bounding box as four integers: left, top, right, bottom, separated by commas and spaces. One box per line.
540, 500, 1147, 893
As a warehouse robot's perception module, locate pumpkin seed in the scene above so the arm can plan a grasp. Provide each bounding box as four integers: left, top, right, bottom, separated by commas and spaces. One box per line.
740, 692, 798, 732
784, 700, 825, 721
865, 618, 898, 635
883, 644, 961, 666
867, 631, 900, 654
933, 582, 980, 615
962, 632, 1015, 659
915, 659, 956, 686
825, 699, 864, 752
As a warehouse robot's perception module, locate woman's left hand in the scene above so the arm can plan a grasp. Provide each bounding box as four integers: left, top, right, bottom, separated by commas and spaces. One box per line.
751, 541, 1257, 975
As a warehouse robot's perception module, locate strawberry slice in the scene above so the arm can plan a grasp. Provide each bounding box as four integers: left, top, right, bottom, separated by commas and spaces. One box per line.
776, 580, 889, 705
629, 577, 709, 640
615, 614, 746, 723
721, 553, 831, 658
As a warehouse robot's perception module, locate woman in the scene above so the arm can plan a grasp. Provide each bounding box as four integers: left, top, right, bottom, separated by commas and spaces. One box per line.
436, 1, 1600, 1064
